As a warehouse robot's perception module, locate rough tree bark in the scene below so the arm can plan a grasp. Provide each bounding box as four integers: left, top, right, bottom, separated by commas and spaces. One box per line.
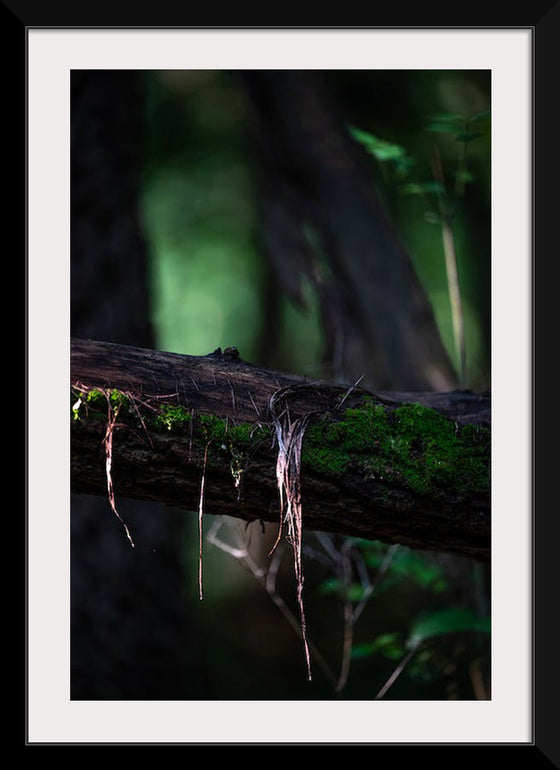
71, 338, 491, 562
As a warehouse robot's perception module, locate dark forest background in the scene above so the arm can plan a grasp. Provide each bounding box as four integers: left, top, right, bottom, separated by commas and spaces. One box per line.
70, 69, 491, 700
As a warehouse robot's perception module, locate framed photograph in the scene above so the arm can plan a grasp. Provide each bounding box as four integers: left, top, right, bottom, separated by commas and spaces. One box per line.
20, 20, 550, 752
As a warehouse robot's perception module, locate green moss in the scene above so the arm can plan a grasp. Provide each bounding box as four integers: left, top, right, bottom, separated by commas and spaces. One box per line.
84, 388, 108, 411
228, 421, 270, 447
303, 400, 390, 476
152, 403, 270, 453
73, 386, 271, 446
71, 388, 130, 419
196, 413, 228, 442
193, 413, 271, 448
71, 385, 489, 501
302, 398, 490, 499
108, 389, 130, 412
155, 404, 193, 432
392, 403, 490, 496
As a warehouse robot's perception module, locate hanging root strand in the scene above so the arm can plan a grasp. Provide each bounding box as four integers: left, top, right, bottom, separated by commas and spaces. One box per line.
269, 387, 314, 681
102, 391, 135, 548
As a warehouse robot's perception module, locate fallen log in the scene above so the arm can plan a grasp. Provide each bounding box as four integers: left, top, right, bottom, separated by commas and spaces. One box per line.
71, 337, 491, 561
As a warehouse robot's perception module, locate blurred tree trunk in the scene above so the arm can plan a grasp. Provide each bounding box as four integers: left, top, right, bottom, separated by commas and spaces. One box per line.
71, 71, 154, 347
70, 70, 203, 699
241, 70, 457, 391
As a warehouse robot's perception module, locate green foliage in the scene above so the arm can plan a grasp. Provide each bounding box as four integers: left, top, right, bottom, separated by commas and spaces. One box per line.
314, 532, 489, 697
424, 110, 490, 137
319, 543, 448, 607
352, 633, 405, 661
347, 542, 490, 697
361, 543, 448, 593
407, 607, 490, 650
424, 113, 465, 132
347, 125, 415, 176
400, 180, 445, 196
348, 108, 490, 388
84, 388, 108, 411
350, 110, 490, 216
72, 388, 130, 420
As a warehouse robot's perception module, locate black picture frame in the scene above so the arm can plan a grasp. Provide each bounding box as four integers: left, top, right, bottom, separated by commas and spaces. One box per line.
14, 10, 556, 758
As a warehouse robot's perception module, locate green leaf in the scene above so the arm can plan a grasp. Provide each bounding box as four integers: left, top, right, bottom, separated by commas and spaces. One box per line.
432, 578, 448, 594
425, 122, 464, 134
399, 183, 423, 195
360, 540, 392, 568
394, 155, 416, 177
407, 608, 490, 650
317, 578, 365, 602
427, 112, 465, 123
455, 169, 474, 184
348, 124, 408, 162
347, 124, 376, 145
455, 132, 485, 143
390, 549, 447, 589
349, 584, 368, 602
469, 109, 491, 122
399, 181, 446, 196
352, 633, 405, 660
424, 113, 465, 133
424, 210, 442, 224
351, 641, 378, 659
371, 142, 407, 162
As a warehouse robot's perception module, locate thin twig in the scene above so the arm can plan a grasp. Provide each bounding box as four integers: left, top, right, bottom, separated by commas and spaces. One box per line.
128, 392, 154, 449
469, 660, 489, 700
336, 374, 365, 410
314, 532, 342, 566
374, 646, 417, 700
352, 544, 399, 625
441, 219, 467, 387
336, 539, 355, 693
248, 390, 261, 417
208, 521, 338, 688
198, 441, 211, 600
432, 147, 467, 387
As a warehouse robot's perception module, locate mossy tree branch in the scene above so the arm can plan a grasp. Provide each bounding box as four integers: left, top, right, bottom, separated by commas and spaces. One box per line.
71, 337, 491, 561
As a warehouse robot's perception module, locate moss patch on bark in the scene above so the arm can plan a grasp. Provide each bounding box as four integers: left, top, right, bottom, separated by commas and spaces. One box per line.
71, 388, 490, 502
302, 398, 490, 500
